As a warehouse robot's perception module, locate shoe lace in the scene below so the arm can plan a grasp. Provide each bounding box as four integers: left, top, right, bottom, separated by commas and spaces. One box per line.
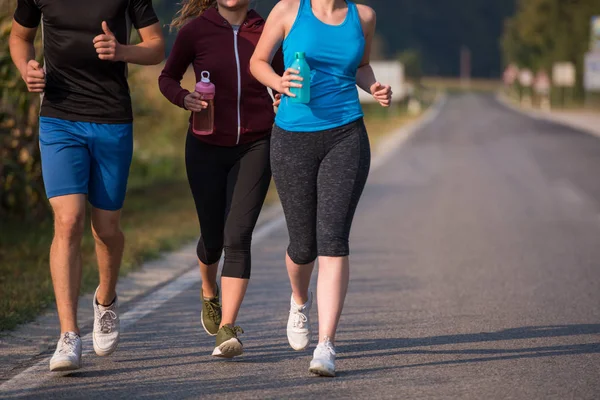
59, 334, 78, 355
224, 325, 244, 336
291, 308, 308, 329
204, 298, 222, 321
317, 340, 335, 357
97, 310, 118, 333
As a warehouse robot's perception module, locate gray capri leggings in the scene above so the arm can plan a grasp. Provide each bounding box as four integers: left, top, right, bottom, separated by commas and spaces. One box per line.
271, 118, 371, 265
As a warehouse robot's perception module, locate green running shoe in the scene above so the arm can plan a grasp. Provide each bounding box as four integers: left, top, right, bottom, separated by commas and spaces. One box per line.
212, 325, 244, 358
201, 285, 221, 336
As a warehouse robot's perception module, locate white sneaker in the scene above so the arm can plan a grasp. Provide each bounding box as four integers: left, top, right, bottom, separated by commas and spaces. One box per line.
287, 292, 312, 351
49, 332, 82, 372
93, 287, 120, 356
309, 340, 336, 377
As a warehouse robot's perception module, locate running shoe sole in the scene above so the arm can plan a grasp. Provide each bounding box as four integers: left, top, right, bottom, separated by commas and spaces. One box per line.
309, 362, 336, 377
93, 340, 119, 357
289, 337, 311, 351
212, 338, 243, 358
201, 309, 218, 337
50, 360, 81, 372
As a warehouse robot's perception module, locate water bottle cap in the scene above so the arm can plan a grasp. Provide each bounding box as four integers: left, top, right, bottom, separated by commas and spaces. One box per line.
294, 52, 306, 59
201, 71, 211, 83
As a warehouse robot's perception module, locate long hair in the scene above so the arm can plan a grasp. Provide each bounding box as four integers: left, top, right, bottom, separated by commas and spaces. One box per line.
170, 0, 218, 31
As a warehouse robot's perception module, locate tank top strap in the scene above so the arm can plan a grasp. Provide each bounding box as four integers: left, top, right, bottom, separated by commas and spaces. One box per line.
298, 0, 311, 16
346, 1, 362, 33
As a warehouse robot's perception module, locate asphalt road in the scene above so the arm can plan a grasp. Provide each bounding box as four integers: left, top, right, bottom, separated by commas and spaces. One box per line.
2, 94, 600, 399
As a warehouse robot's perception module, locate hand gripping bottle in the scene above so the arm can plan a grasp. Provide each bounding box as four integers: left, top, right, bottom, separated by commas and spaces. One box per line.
289, 52, 310, 104
192, 71, 215, 135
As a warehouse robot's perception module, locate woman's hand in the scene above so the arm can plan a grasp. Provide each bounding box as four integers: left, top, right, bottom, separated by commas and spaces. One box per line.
278, 68, 303, 97
370, 82, 392, 107
273, 93, 282, 107
184, 92, 208, 112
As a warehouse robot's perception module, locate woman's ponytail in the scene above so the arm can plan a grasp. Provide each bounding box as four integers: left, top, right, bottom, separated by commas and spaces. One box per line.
170, 0, 218, 31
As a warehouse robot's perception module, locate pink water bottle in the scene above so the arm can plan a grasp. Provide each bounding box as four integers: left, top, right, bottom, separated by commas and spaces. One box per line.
192, 71, 215, 136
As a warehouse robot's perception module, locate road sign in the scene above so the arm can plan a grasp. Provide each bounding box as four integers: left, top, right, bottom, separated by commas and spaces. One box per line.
552, 62, 576, 87
591, 16, 600, 52
584, 52, 600, 92
534, 71, 551, 94
519, 69, 533, 87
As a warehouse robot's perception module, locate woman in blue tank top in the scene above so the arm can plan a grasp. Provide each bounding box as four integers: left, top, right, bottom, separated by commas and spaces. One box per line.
250, 0, 392, 377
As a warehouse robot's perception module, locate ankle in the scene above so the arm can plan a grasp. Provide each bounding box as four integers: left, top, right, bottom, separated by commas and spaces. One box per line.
202, 283, 218, 299
96, 290, 117, 306
319, 335, 335, 345
292, 292, 310, 306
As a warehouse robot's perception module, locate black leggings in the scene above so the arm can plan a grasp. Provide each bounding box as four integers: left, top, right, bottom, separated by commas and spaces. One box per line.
271, 119, 371, 265
185, 132, 271, 279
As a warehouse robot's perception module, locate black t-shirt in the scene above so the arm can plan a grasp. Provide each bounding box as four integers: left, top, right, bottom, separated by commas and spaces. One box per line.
14, 0, 159, 123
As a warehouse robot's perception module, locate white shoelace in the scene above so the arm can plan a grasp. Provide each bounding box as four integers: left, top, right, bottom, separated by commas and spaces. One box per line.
291, 309, 308, 329
316, 340, 335, 357
97, 310, 118, 333
59, 334, 78, 355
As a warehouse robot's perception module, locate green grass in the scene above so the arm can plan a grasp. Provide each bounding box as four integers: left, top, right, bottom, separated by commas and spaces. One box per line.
0, 181, 200, 331
0, 64, 424, 331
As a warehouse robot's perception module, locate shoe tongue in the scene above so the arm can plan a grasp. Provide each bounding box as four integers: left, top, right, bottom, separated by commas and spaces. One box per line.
97, 297, 116, 311
64, 331, 79, 340
98, 303, 113, 312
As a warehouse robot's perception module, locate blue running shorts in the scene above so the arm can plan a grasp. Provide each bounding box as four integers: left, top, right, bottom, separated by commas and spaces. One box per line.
39, 117, 134, 211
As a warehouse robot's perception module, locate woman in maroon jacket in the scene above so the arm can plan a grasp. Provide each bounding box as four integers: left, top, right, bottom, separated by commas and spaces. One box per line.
159, 0, 283, 359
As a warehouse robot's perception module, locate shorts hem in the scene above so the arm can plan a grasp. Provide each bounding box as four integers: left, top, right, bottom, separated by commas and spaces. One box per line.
287, 252, 317, 266
220, 271, 251, 280
46, 188, 88, 200
317, 251, 350, 258
88, 201, 124, 212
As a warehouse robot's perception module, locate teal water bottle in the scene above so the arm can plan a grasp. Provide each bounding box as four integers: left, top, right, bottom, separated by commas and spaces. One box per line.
289, 52, 310, 104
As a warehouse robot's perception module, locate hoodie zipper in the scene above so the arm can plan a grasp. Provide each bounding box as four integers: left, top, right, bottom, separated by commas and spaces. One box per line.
233, 27, 242, 145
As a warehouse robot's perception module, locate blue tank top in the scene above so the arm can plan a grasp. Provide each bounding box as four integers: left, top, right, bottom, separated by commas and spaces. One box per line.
275, 0, 365, 132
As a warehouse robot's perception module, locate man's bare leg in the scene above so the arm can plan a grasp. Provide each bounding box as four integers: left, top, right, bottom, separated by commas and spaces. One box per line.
91, 207, 124, 305
49, 194, 87, 335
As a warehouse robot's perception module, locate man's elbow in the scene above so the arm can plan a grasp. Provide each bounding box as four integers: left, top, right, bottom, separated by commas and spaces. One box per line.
150, 39, 166, 65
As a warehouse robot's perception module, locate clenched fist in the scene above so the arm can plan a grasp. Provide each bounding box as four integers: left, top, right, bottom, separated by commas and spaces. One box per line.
23, 60, 45, 93
370, 82, 392, 108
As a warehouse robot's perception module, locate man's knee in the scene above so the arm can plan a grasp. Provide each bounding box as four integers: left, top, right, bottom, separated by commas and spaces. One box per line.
92, 222, 122, 244
91, 208, 123, 244
54, 211, 85, 241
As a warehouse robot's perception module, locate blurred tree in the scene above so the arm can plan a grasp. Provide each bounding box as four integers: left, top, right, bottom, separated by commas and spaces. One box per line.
397, 49, 423, 83
502, 0, 600, 97
0, 1, 47, 220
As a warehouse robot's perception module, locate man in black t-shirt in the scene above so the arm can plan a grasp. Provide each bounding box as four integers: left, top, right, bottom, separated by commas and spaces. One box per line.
9, 0, 164, 372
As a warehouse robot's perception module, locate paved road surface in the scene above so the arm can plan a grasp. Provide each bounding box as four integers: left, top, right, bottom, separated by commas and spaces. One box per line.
2, 94, 600, 399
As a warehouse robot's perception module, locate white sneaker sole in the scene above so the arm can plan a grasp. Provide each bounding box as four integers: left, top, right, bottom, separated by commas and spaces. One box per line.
288, 334, 311, 351
212, 338, 243, 358
93, 336, 119, 357
201, 310, 218, 337
309, 361, 336, 377
49, 359, 81, 372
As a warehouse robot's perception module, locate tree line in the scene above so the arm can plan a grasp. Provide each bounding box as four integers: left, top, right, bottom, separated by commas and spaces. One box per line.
501, 0, 600, 97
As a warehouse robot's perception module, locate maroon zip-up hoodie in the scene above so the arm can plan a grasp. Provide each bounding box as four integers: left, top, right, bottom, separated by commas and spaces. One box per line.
159, 8, 284, 147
